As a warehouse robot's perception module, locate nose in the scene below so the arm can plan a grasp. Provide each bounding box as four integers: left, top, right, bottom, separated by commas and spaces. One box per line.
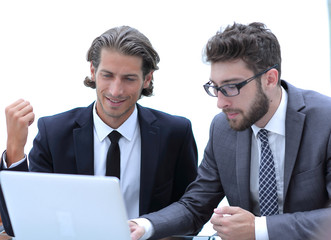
109, 78, 123, 97
216, 91, 230, 109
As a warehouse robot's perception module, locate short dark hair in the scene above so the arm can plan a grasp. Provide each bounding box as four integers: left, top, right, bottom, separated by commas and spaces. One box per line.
84, 26, 160, 97
204, 22, 281, 81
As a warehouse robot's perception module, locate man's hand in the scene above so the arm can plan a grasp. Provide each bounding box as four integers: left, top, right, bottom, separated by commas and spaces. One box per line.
129, 221, 145, 240
210, 206, 255, 240
5, 99, 34, 166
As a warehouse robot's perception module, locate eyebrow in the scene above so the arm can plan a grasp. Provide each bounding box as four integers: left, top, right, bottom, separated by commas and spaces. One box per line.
100, 70, 113, 74
100, 70, 139, 78
209, 77, 244, 85
123, 73, 139, 78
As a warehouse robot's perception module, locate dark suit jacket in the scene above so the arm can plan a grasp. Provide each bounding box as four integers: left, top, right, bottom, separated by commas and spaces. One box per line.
0, 103, 198, 236
143, 80, 331, 240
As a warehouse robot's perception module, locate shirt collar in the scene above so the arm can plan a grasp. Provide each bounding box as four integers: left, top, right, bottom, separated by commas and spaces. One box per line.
252, 86, 287, 138
93, 102, 139, 142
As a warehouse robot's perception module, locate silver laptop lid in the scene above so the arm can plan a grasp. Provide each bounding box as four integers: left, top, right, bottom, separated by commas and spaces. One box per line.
0, 171, 131, 240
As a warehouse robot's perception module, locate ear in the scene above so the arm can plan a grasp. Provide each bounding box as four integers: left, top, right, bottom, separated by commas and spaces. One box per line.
143, 71, 153, 88
265, 68, 279, 87
90, 62, 96, 82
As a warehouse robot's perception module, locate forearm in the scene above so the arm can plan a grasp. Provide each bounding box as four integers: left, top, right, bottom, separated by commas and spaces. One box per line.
142, 201, 201, 240
267, 207, 331, 240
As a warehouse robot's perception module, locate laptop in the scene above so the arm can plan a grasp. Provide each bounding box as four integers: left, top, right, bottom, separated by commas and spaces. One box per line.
0, 171, 131, 240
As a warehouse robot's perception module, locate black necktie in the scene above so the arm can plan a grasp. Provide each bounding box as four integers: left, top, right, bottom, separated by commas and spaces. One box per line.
106, 131, 122, 179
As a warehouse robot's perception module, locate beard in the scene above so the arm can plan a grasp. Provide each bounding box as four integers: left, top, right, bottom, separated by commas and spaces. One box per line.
225, 84, 269, 131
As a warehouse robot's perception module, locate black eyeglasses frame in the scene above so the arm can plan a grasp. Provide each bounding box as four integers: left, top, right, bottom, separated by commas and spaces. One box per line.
203, 64, 279, 97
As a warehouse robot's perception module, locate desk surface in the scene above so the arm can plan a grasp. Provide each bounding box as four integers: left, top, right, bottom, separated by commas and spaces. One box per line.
0, 234, 217, 240
161, 237, 219, 240
0, 226, 215, 240
0, 235, 217, 240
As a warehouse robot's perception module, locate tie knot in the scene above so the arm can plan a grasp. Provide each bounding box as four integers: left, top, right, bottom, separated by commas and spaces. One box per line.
108, 131, 122, 143
258, 129, 269, 144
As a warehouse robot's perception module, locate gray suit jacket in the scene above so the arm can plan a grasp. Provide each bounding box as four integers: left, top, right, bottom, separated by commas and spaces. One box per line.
143, 80, 331, 240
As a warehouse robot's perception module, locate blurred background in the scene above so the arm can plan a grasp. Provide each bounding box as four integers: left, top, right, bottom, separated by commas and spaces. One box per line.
0, 0, 330, 236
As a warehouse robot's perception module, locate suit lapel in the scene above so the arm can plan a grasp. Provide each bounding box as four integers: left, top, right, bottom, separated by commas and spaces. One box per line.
136, 105, 160, 215
282, 81, 306, 201
73, 103, 95, 175
236, 129, 252, 210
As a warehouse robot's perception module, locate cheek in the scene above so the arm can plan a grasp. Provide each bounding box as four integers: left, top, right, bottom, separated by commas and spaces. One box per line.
240, 98, 253, 113
238, 88, 255, 108
95, 79, 109, 92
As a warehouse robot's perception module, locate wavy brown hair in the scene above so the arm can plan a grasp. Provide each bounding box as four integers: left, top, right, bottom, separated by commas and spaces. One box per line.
204, 22, 282, 83
84, 26, 160, 97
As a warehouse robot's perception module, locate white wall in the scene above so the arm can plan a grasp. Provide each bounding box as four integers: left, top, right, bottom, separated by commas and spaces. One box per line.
0, 0, 330, 159
0, 0, 330, 235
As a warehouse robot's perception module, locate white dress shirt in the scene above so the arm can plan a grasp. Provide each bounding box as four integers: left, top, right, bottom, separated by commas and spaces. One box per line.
251, 86, 287, 239
93, 103, 141, 219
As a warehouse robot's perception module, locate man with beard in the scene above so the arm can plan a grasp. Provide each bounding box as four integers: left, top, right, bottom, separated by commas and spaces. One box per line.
129, 22, 331, 240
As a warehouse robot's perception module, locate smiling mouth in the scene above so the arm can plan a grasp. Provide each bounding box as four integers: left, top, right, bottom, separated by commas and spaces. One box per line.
106, 96, 125, 105
109, 99, 122, 103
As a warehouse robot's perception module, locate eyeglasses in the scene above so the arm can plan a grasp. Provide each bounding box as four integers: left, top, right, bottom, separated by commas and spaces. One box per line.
203, 64, 278, 97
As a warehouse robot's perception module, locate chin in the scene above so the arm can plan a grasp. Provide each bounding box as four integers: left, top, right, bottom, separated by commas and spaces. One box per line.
229, 121, 247, 131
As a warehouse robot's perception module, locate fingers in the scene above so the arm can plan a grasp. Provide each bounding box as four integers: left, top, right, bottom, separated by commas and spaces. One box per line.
5, 99, 35, 127
211, 207, 256, 240
211, 206, 237, 227
210, 210, 224, 232
214, 206, 240, 215
5, 99, 35, 166
128, 220, 138, 228
129, 221, 145, 240
212, 206, 243, 228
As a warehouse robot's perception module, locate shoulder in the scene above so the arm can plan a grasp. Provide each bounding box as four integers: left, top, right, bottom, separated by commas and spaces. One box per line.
137, 104, 192, 127
211, 112, 231, 131
284, 80, 331, 114
209, 112, 241, 143
38, 103, 93, 128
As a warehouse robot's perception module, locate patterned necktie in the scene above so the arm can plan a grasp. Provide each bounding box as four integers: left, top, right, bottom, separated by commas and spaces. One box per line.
258, 129, 279, 216
106, 131, 122, 179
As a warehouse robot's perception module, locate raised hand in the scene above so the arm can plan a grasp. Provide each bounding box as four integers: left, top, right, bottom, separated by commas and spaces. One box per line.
5, 99, 34, 166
